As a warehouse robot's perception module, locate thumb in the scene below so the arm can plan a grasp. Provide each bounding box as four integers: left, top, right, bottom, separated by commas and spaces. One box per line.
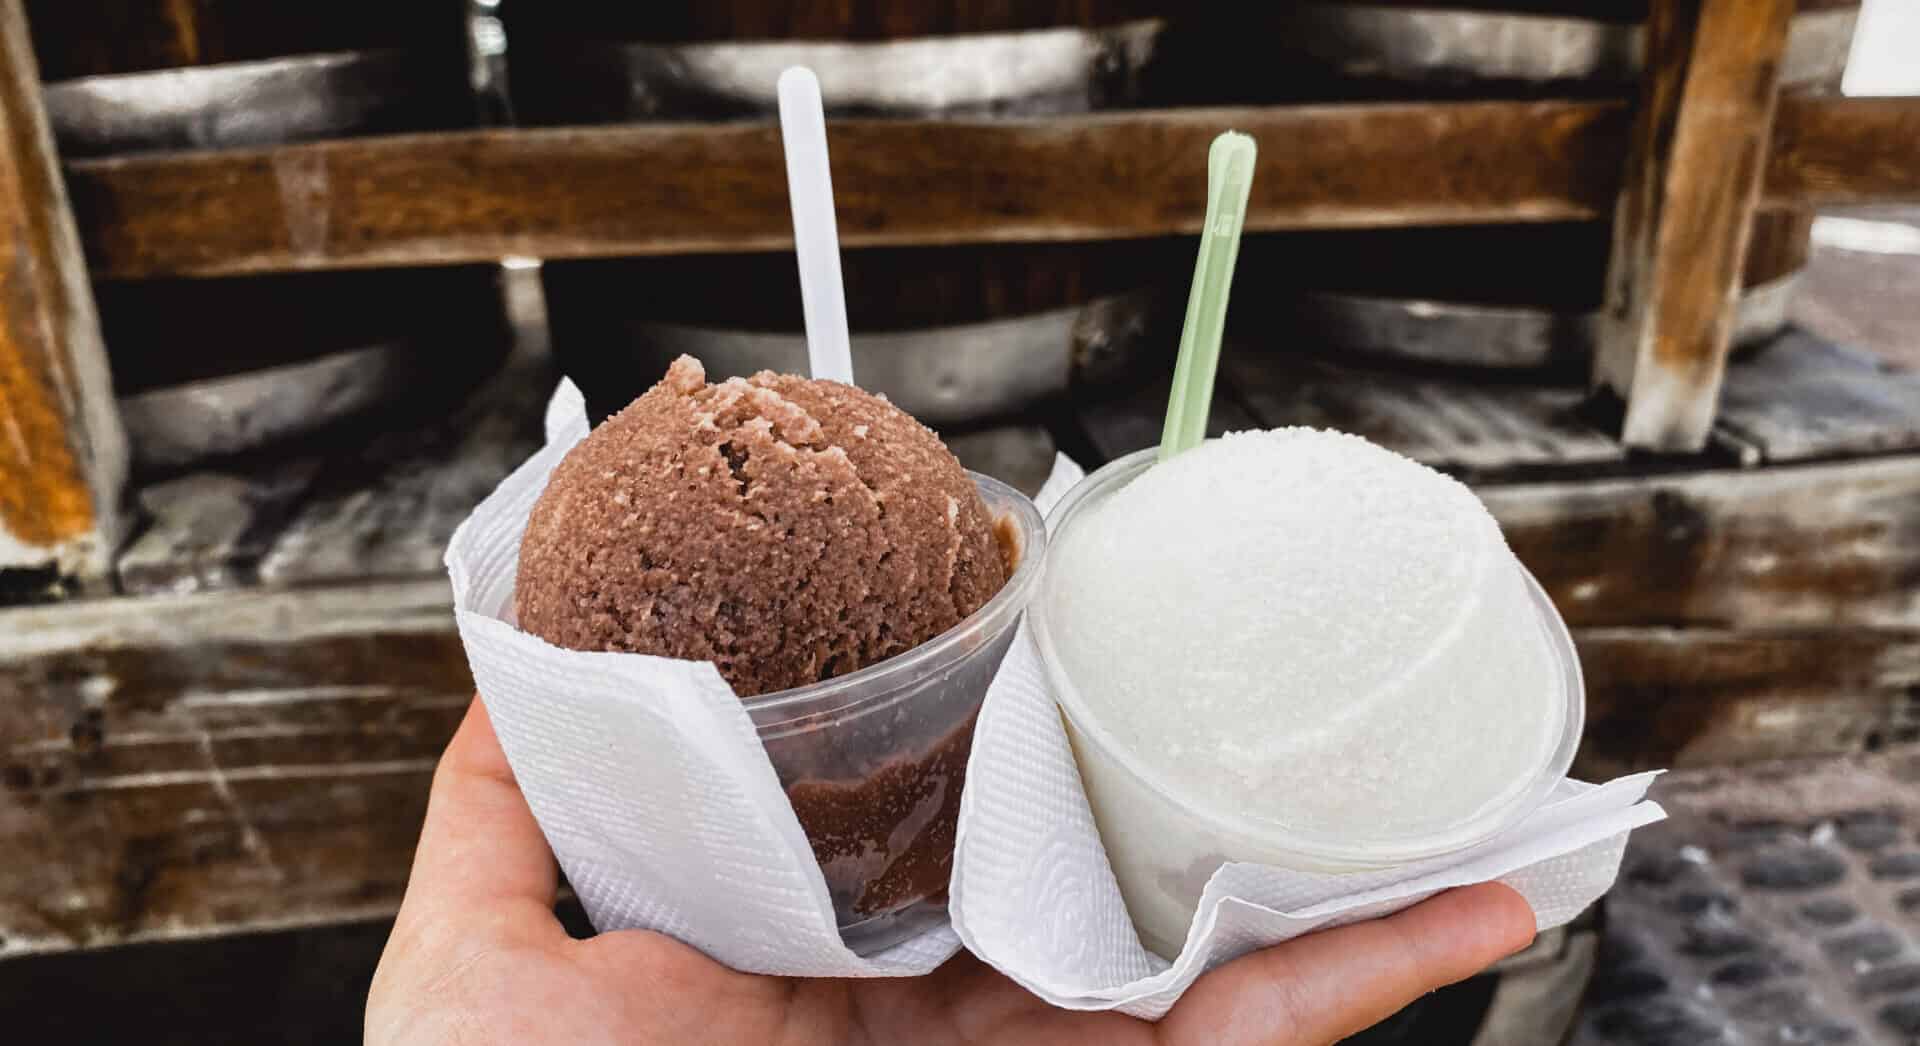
1161, 883, 1536, 1046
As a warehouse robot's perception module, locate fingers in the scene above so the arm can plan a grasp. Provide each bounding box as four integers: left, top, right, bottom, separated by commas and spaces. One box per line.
1162, 883, 1536, 1046
396, 697, 560, 932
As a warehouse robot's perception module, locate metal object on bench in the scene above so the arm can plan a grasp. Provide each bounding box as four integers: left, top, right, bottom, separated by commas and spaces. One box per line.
118, 342, 422, 469
1258, 3, 1852, 92
1290, 270, 1802, 371
100, 266, 510, 469
1239, 210, 1811, 371
523, 3, 1182, 427
560, 289, 1159, 427
42, 49, 472, 156
1218, 3, 1844, 373
42, 44, 498, 470
513, 19, 1166, 123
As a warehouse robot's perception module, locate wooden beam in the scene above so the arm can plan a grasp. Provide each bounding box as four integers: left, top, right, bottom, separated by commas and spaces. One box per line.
65, 100, 1632, 279
1594, 0, 1795, 452
1486, 453, 1920, 632
0, 580, 459, 956
1575, 626, 1920, 778
58, 93, 1919, 282
1768, 94, 1920, 206
0, 0, 125, 579
5, 577, 1910, 953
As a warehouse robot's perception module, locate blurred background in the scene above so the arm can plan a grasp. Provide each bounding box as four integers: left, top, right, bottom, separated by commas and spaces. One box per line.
1, 0, 1917, 1042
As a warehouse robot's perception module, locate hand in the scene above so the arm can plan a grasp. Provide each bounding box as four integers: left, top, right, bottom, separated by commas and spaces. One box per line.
368, 699, 1535, 1046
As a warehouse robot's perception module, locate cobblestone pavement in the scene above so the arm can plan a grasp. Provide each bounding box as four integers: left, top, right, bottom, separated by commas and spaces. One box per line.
1570, 747, 1920, 1046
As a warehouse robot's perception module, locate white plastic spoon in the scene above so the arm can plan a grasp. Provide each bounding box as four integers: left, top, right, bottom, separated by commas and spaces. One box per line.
777, 66, 855, 384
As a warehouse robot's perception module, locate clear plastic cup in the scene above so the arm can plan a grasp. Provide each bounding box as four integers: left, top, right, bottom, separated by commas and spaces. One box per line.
1029, 448, 1584, 959
744, 472, 1046, 956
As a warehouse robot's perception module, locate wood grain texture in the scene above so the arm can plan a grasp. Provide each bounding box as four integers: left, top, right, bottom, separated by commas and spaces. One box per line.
1715, 331, 1920, 465
0, 580, 461, 956
5, 583, 1910, 952
1595, 0, 1795, 453
1742, 207, 1814, 288
64, 101, 1631, 279
1224, 348, 1626, 479
1092, 327, 1920, 482
501, 0, 1168, 42
1768, 95, 1920, 207
1488, 453, 1920, 631
58, 93, 1916, 281
0, 0, 125, 576
1575, 627, 1920, 778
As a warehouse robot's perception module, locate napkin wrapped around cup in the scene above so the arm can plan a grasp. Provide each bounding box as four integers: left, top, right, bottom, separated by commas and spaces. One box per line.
450, 378, 957, 977
449, 379, 1664, 1002
948, 456, 1666, 1018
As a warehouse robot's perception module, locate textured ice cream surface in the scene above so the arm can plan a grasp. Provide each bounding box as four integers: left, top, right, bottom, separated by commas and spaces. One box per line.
514, 355, 1008, 697
1047, 429, 1563, 842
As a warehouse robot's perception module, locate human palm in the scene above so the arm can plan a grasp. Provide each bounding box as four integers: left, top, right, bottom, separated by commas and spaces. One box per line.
367, 702, 1534, 1046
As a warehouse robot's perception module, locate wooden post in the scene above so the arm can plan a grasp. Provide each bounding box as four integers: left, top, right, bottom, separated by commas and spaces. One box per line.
1595, 0, 1795, 452
0, 0, 125, 579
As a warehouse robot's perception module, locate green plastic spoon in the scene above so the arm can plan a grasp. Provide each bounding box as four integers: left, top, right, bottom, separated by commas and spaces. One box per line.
1159, 131, 1257, 462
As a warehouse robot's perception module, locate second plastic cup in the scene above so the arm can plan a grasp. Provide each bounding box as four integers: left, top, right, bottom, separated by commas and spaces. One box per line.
1029, 449, 1585, 959
746, 472, 1046, 956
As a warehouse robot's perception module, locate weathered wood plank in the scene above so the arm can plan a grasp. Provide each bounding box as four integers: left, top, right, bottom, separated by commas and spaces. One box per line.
52, 92, 1912, 276
9, 441, 1919, 951
1595, 0, 1795, 453
1224, 349, 1626, 478
1, 764, 437, 956
1488, 453, 1920, 631
0, 0, 125, 581
0, 576, 450, 657
1715, 329, 1920, 464
1213, 326, 1919, 477
1768, 96, 1920, 208
52, 94, 1920, 280
1575, 626, 1920, 778
0, 580, 464, 956
65, 101, 1631, 279
7, 579, 1912, 952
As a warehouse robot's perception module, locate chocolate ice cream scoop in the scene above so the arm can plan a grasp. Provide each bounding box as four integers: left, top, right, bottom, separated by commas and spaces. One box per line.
515, 355, 1009, 697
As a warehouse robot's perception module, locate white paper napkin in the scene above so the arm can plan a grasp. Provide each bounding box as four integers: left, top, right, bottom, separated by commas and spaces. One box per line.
948, 454, 1667, 1019
449, 378, 958, 977
452, 380, 1665, 1001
